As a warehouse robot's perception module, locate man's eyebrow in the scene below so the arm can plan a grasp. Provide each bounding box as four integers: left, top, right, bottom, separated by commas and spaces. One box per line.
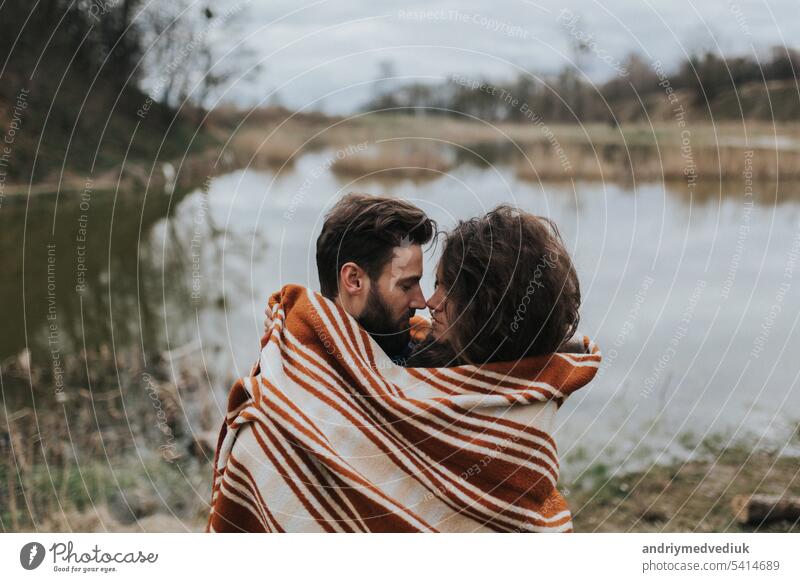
398, 275, 421, 284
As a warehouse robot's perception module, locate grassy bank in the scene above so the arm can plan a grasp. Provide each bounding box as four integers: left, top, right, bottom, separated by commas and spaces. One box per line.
0, 345, 218, 533
2, 457, 211, 533
567, 442, 800, 532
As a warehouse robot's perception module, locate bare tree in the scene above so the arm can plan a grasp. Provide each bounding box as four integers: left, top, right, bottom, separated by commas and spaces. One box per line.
140, 1, 260, 113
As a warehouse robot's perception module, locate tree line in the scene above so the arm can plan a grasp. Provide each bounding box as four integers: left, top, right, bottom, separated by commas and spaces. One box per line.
364, 48, 800, 123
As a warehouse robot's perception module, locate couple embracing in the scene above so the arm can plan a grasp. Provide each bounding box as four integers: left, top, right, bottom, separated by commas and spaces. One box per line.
206, 193, 601, 532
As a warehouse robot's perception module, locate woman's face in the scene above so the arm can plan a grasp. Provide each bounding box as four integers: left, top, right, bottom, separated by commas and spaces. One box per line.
426, 263, 455, 344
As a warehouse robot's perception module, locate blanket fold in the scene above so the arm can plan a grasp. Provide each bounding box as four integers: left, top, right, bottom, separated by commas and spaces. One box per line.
206, 284, 600, 532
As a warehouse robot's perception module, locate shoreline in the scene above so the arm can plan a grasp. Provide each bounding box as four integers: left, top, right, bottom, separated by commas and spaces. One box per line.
7, 116, 800, 199
568, 446, 800, 532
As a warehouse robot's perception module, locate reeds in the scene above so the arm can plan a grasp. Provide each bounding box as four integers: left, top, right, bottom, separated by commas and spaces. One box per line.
227, 127, 308, 170
331, 142, 455, 180
515, 142, 800, 182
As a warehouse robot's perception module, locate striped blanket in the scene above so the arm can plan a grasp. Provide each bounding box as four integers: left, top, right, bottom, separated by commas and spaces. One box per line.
206, 285, 600, 532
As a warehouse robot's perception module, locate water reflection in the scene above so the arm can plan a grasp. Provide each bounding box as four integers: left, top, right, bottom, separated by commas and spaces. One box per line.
1, 187, 193, 363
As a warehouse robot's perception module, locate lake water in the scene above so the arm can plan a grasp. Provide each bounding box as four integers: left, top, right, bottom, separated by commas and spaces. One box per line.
4, 148, 800, 480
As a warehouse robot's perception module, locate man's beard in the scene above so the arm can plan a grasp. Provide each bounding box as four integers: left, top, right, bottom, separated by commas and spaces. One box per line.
356, 285, 414, 358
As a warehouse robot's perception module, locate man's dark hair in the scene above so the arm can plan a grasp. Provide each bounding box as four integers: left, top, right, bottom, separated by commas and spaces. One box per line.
432, 205, 580, 365
316, 193, 436, 298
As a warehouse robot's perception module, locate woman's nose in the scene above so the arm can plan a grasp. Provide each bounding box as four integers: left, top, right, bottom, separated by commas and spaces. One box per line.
427, 289, 442, 311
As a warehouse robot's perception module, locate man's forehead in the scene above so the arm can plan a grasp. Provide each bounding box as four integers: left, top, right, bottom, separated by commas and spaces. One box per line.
384, 243, 423, 279
393, 243, 421, 262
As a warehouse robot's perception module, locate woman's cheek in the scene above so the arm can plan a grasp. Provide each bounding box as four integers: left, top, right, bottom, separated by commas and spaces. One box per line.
431, 320, 444, 341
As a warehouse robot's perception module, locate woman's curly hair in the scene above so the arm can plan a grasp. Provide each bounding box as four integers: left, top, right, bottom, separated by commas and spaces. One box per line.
414, 205, 580, 366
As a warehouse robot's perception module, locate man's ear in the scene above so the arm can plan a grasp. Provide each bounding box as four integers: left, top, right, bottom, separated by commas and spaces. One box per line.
339, 262, 367, 296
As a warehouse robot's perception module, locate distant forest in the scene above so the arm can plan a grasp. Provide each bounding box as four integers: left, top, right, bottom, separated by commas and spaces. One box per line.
364, 49, 800, 123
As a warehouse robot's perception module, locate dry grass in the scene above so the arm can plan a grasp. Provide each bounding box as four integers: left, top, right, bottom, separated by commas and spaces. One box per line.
1, 347, 216, 532
331, 141, 455, 180
227, 127, 311, 170
568, 445, 800, 532
515, 141, 800, 182
514, 142, 606, 181
41, 505, 203, 533
209, 110, 800, 182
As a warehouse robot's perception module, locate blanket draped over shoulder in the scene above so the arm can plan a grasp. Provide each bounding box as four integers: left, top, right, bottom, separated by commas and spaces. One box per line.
206, 285, 600, 532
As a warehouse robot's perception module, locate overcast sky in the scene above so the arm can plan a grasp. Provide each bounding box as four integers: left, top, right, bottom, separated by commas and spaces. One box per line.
206, 0, 800, 113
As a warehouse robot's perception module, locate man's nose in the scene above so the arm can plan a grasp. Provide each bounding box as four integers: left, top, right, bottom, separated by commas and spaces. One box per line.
409, 286, 426, 310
